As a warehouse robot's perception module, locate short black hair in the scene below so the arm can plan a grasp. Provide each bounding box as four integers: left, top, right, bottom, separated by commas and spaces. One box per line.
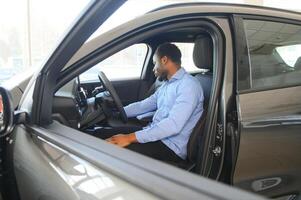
155, 43, 181, 65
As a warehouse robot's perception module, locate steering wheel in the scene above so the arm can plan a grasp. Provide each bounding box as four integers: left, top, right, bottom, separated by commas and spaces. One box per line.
98, 71, 128, 123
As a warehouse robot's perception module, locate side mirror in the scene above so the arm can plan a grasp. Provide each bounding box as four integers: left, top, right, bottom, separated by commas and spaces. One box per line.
0, 86, 14, 137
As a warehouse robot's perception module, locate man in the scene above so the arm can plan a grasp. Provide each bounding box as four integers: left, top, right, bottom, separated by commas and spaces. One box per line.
102, 43, 204, 162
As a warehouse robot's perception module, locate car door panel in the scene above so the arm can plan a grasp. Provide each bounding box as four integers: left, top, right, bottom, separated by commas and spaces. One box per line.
232, 15, 301, 198
80, 78, 148, 105
10, 125, 159, 200
110, 79, 143, 105
234, 84, 301, 197
5, 121, 265, 200
2, 2, 273, 198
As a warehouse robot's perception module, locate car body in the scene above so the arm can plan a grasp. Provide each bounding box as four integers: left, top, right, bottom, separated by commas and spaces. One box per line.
1, 1, 301, 200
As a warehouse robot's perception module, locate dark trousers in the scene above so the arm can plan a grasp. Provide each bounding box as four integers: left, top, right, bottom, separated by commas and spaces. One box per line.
93, 126, 183, 163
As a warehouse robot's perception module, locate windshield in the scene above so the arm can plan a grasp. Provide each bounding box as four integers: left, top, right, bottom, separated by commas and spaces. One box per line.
1, 0, 301, 86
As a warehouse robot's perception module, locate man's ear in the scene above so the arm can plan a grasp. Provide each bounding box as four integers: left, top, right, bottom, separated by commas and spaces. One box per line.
161, 56, 168, 64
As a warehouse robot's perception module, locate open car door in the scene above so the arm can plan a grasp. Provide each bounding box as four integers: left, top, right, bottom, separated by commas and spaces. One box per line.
1, 1, 127, 199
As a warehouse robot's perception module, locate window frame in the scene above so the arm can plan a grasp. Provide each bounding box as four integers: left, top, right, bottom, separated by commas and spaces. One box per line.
234, 14, 301, 94
49, 16, 226, 177
19, 14, 229, 196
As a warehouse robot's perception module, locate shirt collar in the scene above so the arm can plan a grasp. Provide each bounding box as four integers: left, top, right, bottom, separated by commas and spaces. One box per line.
169, 67, 186, 82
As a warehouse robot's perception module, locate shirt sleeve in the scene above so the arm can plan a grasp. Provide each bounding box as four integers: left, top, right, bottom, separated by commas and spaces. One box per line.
135, 82, 202, 143
124, 91, 158, 118
136, 111, 156, 120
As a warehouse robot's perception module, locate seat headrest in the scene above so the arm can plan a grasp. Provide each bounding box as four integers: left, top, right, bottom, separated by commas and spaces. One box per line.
193, 35, 213, 71
294, 56, 301, 70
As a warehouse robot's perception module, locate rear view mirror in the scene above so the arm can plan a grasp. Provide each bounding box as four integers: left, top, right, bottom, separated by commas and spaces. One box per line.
0, 87, 14, 137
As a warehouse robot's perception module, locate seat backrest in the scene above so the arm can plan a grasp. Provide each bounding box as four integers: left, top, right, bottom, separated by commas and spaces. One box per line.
144, 78, 164, 98
187, 35, 213, 162
195, 73, 213, 106
187, 108, 208, 162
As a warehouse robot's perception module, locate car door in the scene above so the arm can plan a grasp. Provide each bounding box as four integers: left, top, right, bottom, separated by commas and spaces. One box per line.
233, 15, 301, 199
0, 2, 263, 200
0, 1, 273, 199
1, 1, 127, 199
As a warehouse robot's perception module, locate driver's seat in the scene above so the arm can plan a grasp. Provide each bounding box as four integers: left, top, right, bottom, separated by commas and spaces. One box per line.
171, 35, 213, 170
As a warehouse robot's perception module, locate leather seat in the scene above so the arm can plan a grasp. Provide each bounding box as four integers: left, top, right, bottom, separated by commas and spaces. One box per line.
168, 35, 213, 170
144, 78, 164, 98
193, 35, 213, 106
186, 35, 213, 168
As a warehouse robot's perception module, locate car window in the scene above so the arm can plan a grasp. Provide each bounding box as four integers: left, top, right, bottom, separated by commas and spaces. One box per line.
275, 44, 301, 67
173, 42, 205, 74
80, 44, 147, 82
243, 19, 301, 91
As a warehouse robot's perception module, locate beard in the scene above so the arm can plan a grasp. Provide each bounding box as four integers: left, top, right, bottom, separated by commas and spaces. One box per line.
158, 71, 168, 81
154, 67, 168, 81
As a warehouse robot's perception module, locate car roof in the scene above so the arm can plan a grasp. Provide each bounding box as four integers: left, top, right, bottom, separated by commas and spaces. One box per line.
64, 3, 301, 70
150, 2, 301, 16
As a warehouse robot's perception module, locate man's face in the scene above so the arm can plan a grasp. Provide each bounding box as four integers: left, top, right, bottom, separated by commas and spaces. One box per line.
153, 53, 168, 81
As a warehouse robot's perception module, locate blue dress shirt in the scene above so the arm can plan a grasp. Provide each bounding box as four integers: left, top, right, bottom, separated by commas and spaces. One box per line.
124, 68, 204, 159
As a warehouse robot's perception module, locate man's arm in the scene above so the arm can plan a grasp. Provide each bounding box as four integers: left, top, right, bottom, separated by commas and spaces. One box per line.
124, 91, 158, 118
135, 83, 203, 143
107, 81, 203, 147
106, 133, 137, 147
106, 89, 159, 148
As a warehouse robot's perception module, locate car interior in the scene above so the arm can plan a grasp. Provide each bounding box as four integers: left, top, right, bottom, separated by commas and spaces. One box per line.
52, 28, 214, 171
249, 44, 301, 88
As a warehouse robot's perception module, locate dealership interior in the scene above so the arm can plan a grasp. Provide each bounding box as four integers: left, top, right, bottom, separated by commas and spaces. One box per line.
0, 0, 301, 85
1, 1, 301, 200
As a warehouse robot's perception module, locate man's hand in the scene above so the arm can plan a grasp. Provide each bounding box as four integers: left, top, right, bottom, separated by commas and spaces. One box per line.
106, 133, 137, 147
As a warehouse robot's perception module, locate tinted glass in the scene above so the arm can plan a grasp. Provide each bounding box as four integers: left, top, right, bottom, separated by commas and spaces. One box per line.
243, 19, 301, 90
